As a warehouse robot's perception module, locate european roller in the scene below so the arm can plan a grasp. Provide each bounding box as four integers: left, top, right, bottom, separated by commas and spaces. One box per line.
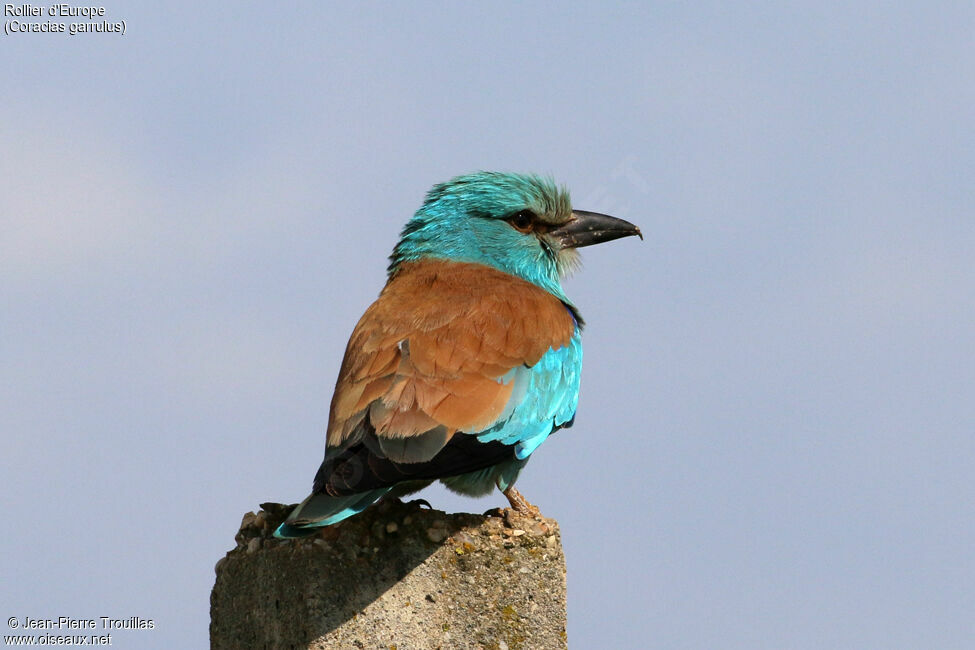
275, 172, 640, 538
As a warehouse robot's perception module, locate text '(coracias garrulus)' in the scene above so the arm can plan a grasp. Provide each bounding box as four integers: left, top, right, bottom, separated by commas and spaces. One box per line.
275, 172, 641, 538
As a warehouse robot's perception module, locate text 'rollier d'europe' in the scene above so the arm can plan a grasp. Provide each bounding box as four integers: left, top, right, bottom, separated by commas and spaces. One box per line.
5, 4, 105, 17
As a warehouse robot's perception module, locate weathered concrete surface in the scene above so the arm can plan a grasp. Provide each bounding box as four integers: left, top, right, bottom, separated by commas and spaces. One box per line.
210, 499, 567, 649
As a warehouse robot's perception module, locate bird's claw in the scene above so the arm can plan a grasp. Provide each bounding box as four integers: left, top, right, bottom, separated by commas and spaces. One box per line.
502, 486, 542, 518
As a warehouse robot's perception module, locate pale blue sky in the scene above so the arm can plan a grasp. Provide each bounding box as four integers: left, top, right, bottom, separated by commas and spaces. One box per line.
3, 2, 974, 648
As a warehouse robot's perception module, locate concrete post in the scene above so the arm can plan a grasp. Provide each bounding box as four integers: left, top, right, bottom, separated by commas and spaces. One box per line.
210, 499, 567, 649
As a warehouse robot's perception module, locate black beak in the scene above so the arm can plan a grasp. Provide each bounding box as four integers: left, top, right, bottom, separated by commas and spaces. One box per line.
548, 210, 643, 249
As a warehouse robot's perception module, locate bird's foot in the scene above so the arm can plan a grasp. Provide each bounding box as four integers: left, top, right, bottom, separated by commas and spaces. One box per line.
407, 498, 433, 510
502, 486, 541, 518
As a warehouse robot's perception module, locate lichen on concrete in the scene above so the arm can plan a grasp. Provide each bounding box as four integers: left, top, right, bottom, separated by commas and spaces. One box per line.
210, 499, 567, 649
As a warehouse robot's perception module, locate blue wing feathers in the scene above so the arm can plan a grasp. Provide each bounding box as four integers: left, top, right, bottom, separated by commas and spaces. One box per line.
477, 333, 582, 459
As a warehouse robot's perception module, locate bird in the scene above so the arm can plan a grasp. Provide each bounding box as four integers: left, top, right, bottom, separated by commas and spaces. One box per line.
274, 171, 640, 538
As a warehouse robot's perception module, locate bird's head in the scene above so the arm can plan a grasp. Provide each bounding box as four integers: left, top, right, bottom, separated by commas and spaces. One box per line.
389, 172, 641, 299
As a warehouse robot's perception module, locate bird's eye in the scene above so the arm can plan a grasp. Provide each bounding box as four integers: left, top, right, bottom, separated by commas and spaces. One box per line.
507, 210, 536, 233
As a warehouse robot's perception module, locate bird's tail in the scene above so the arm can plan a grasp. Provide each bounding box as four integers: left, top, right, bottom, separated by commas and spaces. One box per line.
273, 488, 391, 539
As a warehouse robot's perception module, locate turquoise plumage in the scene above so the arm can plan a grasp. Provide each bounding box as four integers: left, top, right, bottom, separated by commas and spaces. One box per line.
275, 172, 639, 538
